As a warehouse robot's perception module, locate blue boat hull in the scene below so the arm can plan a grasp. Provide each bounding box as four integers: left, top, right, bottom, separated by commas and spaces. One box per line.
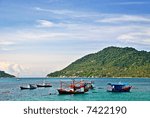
107, 86, 132, 92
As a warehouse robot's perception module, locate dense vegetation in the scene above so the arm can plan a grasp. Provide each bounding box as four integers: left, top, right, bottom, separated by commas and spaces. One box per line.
0, 71, 15, 78
47, 46, 150, 78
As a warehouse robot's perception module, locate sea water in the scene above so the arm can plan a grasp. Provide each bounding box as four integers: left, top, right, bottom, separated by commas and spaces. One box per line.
0, 78, 150, 101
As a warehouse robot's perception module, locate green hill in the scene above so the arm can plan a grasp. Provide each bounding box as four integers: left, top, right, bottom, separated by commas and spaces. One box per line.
47, 46, 150, 78
0, 71, 15, 78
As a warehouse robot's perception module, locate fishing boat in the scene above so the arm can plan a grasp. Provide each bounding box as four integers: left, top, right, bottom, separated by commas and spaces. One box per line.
57, 80, 86, 95
107, 83, 132, 92
37, 83, 52, 87
20, 84, 36, 90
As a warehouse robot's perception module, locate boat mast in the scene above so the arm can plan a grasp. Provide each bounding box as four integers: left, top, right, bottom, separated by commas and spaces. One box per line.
60, 81, 62, 89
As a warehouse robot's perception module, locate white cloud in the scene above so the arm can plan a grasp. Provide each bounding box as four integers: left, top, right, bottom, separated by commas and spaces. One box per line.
118, 31, 150, 45
34, 7, 99, 18
112, 2, 150, 5
0, 41, 15, 45
0, 29, 69, 43
0, 54, 80, 77
0, 41, 15, 51
0, 62, 10, 71
0, 62, 24, 76
34, 7, 74, 15
1, 22, 150, 47
36, 20, 54, 28
34, 7, 150, 24
8, 64, 23, 74
48, 0, 63, 3
17, 31, 68, 40
97, 15, 150, 23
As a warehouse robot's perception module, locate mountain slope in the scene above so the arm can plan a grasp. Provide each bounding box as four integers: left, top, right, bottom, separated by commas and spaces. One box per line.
47, 46, 150, 78
0, 71, 15, 78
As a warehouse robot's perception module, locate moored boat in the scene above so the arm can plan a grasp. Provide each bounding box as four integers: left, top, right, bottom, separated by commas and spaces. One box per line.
37, 83, 52, 87
107, 83, 132, 92
20, 84, 37, 90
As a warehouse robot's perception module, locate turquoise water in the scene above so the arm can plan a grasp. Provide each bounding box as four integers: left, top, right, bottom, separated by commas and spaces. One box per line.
0, 78, 150, 101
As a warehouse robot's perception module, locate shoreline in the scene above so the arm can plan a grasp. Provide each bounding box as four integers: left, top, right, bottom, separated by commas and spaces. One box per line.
46, 77, 150, 79
1, 77, 150, 79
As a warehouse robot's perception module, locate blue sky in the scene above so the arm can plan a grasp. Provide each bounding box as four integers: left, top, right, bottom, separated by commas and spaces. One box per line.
0, 0, 150, 77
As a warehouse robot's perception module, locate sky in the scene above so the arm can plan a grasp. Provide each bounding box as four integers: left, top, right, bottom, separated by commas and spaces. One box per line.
0, 0, 150, 77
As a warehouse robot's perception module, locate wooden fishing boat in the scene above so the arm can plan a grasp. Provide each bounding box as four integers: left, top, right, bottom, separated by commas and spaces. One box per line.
107, 83, 132, 92
20, 84, 36, 90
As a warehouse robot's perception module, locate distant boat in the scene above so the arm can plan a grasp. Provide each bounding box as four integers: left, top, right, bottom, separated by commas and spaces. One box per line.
37, 83, 52, 87
107, 83, 132, 92
20, 84, 36, 90
16, 73, 20, 81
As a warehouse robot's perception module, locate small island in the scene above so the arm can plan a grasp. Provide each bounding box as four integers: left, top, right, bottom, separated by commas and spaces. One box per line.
0, 71, 15, 78
47, 46, 150, 78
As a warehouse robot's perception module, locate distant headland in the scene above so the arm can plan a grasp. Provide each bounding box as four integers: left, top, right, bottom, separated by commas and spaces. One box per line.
47, 46, 150, 78
0, 71, 15, 78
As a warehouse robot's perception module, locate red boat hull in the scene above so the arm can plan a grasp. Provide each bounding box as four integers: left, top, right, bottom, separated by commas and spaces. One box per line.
107, 86, 132, 92
57, 89, 85, 95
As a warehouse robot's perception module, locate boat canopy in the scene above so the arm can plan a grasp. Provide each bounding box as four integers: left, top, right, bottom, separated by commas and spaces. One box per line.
107, 83, 128, 86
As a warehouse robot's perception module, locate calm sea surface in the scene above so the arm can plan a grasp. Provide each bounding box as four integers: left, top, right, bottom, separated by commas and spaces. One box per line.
0, 78, 149, 101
